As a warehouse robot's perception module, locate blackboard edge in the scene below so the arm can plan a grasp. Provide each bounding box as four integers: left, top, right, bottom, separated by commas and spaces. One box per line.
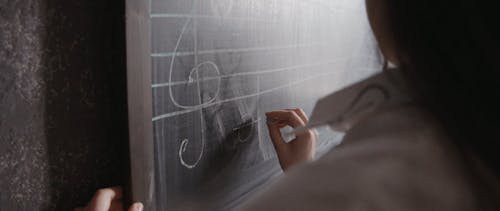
125, 0, 155, 210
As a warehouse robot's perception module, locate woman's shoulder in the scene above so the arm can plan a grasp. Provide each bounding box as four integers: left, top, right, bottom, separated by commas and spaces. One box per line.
237, 105, 477, 210
323, 104, 451, 163
310, 104, 476, 209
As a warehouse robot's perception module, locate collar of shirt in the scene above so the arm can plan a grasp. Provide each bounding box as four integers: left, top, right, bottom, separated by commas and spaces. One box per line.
297, 68, 414, 133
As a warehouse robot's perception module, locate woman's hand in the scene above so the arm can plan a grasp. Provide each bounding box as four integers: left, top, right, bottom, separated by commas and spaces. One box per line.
266, 108, 317, 171
74, 186, 143, 211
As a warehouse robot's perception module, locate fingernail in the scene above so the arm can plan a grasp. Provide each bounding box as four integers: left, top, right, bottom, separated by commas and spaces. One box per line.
133, 203, 144, 211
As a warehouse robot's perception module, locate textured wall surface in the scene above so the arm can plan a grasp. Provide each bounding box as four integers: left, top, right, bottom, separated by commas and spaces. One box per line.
0, 0, 128, 210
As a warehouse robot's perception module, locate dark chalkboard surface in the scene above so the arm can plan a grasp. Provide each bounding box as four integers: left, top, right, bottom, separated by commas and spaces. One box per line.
126, 0, 381, 210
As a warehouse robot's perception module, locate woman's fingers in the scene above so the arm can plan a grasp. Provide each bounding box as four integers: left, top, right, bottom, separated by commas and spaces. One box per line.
87, 186, 122, 211
291, 108, 308, 123
266, 108, 317, 171
266, 117, 288, 151
77, 186, 143, 211
128, 202, 144, 211
266, 110, 305, 128
284, 108, 315, 138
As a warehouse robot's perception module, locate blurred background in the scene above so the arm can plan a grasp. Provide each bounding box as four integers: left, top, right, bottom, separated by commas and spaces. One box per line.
0, 0, 128, 210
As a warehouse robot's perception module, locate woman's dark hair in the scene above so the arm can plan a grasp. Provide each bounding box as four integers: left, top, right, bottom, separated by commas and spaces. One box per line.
384, 0, 500, 208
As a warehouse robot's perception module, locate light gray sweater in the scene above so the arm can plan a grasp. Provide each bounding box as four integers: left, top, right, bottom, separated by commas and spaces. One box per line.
237, 104, 496, 210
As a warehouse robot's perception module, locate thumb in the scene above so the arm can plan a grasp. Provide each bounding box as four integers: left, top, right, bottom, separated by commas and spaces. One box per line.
128, 202, 143, 211
267, 121, 288, 153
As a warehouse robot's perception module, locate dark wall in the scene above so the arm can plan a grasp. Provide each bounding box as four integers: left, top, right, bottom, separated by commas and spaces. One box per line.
0, 0, 128, 210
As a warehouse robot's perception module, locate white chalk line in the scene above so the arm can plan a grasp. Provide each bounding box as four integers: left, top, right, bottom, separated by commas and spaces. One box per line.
152, 65, 380, 122
177, 3, 207, 169
168, 17, 222, 110
150, 13, 275, 23
152, 71, 334, 121
152, 59, 345, 88
151, 43, 320, 57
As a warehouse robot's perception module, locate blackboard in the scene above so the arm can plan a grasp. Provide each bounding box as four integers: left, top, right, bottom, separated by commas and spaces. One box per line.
126, 0, 381, 210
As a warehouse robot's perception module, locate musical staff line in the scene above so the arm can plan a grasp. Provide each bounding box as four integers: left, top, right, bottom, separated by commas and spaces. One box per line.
152, 59, 346, 88
151, 43, 320, 57
152, 71, 334, 121
150, 13, 277, 23
153, 65, 380, 121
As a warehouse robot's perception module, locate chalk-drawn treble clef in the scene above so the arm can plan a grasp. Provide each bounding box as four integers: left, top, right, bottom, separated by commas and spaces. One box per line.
171, 0, 233, 169
168, 18, 222, 110
170, 18, 216, 169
